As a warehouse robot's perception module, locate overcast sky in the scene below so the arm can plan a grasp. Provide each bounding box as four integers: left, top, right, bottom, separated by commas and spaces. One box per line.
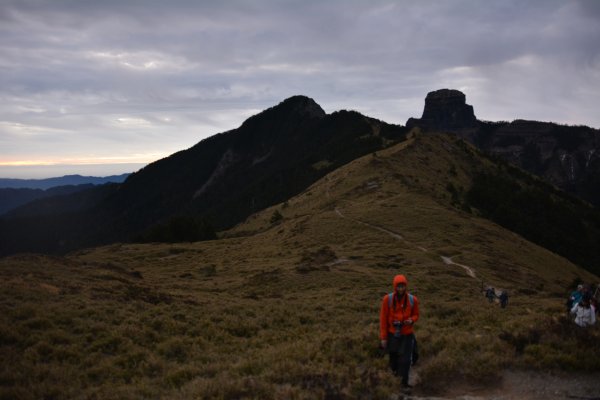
1, 0, 599, 178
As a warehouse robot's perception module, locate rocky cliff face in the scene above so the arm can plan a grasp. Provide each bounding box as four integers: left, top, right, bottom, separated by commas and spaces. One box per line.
408, 90, 600, 206
488, 120, 600, 204
407, 89, 478, 133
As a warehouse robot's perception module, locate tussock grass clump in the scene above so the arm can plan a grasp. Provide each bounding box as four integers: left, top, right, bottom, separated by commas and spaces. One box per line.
517, 316, 600, 371
296, 246, 337, 273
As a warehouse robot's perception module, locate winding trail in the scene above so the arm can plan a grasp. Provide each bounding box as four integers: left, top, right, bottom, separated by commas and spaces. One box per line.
334, 208, 404, 241
333, 205, 476, 279
440, 256, 477, 279
326, 174, 477, 279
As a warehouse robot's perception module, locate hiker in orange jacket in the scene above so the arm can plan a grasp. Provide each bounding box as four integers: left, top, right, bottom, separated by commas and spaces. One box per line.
380, 274, 419, 388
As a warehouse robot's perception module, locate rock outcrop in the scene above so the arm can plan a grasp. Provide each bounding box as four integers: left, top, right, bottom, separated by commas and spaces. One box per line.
406, 89, 478, 132
408, 89, 600, 207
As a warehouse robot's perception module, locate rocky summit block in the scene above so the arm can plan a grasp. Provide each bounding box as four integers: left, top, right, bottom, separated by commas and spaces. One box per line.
406, 88, 600, 208
407, 88, 478, 131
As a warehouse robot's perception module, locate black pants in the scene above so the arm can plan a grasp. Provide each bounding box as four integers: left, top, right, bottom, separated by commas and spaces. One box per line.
387, 333, 415, 384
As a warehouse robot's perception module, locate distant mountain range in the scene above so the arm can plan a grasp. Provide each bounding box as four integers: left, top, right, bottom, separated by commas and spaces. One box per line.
1, 91, 599, 276
0, 174, 130, 216
0, 173, 130, 190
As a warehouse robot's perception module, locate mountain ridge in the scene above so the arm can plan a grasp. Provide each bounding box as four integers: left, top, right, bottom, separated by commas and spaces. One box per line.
1, 91, 600, 270
0, 96, 407, 255
0, 173, 130, 190
229, 130, 600, 276
0, 184, 96, 216
0, 173, 130, 216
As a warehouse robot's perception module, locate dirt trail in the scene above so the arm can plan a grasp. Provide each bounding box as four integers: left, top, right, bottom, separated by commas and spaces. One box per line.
440, 256, 477, 279
405, 370, 600, 400
334, 206, 475, 278
335, 208, 404, 241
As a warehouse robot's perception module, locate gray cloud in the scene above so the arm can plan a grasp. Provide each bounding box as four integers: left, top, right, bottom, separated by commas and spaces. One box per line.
1, 0, 599, 177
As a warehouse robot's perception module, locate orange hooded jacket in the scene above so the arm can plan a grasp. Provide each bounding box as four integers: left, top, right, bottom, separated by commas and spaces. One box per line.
380, 274, 419, 340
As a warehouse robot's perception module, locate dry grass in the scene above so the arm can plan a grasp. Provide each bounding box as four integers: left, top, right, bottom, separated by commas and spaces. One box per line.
1, 133, 599, 399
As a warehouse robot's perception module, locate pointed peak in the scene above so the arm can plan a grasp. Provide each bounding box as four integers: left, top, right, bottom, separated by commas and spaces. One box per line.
275, 95, 326, 118
240, 95, 326, 130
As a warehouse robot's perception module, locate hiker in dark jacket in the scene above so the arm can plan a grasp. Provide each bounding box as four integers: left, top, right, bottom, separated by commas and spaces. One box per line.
485, 287, 496, 303
380, 274, 419, 389
568, 284, 584, 310
499, 291, 509, 308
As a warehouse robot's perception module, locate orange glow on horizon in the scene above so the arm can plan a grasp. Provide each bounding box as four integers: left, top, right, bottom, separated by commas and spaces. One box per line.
0, 154, 166, 167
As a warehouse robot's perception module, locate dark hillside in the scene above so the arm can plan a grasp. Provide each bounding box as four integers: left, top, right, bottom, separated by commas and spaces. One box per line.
103, 97, 407, 236
0, 184, 94, 215
0, 96, 407, 255
5, 184, 112, 218
0, 184, 119, 254
464, 166, 600, 275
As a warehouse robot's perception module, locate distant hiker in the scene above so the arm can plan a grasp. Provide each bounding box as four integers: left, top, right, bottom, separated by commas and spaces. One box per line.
567, 284, 584, 312
571, 295, 596, 327
380, 274, 420, 389
485, 287, 496, 303
499, 290, 509, 308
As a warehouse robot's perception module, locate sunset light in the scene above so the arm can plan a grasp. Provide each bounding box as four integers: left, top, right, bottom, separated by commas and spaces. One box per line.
0, 154, 165, 167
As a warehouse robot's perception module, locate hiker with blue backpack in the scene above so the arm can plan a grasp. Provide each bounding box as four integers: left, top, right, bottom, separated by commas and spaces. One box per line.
379, 274, 420, 389
566, 284, 585, 313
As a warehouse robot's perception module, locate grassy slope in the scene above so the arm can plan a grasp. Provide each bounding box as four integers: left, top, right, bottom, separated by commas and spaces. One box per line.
1, 133, 599, 399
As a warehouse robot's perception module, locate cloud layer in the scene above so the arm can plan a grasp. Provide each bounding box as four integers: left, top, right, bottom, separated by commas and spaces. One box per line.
1, 0, 599, 176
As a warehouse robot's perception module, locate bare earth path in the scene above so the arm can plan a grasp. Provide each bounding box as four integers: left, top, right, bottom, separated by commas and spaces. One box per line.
405, 370, 600, 400
334, 207, 404, 241
334, 206, 474, 278
440, 255, 477, 279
